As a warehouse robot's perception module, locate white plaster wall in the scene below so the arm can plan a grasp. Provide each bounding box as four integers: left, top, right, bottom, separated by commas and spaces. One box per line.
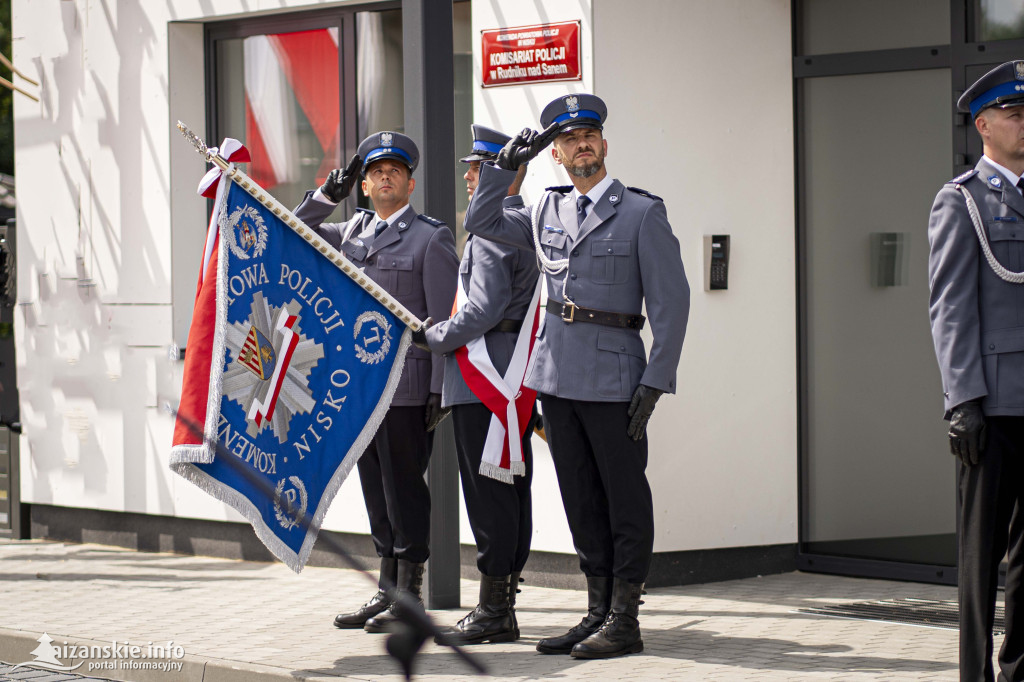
12, 0, 364, 524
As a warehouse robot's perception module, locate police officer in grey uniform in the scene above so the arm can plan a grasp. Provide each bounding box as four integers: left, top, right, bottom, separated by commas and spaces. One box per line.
463, 94, 689, 659
415, 124, 537, 645
292, 131, 458, 634
928, 61, 1024, 682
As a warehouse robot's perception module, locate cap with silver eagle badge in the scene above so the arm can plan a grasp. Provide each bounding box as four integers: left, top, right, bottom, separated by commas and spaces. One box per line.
356, 131, 420, 175
540, 93, 608, 133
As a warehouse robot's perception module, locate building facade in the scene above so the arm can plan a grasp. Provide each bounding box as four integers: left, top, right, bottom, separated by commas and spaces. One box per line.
7, 0, 1019, 588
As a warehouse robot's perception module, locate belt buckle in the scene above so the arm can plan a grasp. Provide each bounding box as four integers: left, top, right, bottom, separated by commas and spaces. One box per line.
561, 301, 576, 323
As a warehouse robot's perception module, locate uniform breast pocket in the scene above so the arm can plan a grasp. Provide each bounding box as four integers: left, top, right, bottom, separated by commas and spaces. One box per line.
988, 220, 1024, 271
591, 239, 632, 284
377, 254, 415, 296
541, 230, 568, 259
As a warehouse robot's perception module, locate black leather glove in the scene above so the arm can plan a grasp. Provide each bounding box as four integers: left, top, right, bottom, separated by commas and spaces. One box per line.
411, 317, 433, 352
627, 385, 664, 441
495, 122, 561, 171
319, 154, 363, 202
949, 399, 987, 466
425, 393, 450, 433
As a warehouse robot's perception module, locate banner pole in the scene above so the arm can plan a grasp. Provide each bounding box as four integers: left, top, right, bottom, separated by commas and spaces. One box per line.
176, 120, 424, 331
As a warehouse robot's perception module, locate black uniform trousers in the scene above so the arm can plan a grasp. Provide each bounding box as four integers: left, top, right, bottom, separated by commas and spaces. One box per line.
959, 416, 1024, 682
539, 394, 654, 583
452, 402, 534, 576
356, 405, 432, 564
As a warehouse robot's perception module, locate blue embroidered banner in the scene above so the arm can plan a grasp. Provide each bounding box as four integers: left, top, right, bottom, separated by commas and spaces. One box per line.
171, 179, 410, 572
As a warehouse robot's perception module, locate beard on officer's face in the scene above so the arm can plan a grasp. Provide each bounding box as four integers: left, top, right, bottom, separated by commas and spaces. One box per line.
556, 141, 605, 178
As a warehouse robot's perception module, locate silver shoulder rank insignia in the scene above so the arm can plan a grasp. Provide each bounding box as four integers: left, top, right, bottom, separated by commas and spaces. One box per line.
565, 95, 579, 112
989, 175, 1003, 188
1016, 62, 1024, 80
398, 221, 407, 228
609, 194, 618, 202
380, 132, 393, 146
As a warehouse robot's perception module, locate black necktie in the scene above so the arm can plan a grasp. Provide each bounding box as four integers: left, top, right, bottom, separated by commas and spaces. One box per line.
576, 195, 590, 229
1017, 178, 1024, 197
374, 220, 388, 238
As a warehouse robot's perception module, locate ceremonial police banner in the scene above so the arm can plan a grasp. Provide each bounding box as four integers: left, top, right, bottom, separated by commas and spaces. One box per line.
171, 138, 413, 572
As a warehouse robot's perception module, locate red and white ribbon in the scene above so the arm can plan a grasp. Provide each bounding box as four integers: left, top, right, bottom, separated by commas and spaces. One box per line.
195, 139, 250, 288
454, 276, 543, 484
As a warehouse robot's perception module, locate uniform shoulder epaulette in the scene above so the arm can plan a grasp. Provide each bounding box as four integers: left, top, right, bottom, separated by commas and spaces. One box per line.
626, 186, 663, 201
418, 213, 446, 227
545, 185, 573, 193
947, 169, 978, 185
354, 207, 375, 215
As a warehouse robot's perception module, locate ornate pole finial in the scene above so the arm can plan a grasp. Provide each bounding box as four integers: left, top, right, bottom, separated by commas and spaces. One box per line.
177, 121, 229, 171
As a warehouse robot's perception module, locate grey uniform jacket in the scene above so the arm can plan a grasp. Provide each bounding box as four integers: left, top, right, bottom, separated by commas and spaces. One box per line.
293, 192, 458, 407
928, 157, 1024, 417
425, 196, 540, 408
464, 162, 689, 402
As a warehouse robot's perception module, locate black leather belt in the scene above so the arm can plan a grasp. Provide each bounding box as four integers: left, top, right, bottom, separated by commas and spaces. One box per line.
545, 300, 646, 330
492, 318, 523, 333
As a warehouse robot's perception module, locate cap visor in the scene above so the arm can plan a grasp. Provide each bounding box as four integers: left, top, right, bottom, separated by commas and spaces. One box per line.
362, 153, 414, 174
459, 152, 497, 163
557, 121, 603, 133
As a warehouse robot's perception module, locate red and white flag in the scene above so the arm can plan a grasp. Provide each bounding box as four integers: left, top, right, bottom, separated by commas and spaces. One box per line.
453, 277, 543, 484
171, 139, 251, 458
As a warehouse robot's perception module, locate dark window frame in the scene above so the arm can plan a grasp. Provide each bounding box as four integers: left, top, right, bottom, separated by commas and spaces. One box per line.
202, 2, 401, 216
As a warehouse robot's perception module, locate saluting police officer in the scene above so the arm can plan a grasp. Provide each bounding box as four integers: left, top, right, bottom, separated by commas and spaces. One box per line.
413, 124, 536, 645
293, 132, 458, 634
928, 61, 1024, 682
461, 94, 690, 659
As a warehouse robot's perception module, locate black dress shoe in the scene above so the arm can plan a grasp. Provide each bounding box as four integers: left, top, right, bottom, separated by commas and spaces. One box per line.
536, 576, 612, 654
365, 560, 424, 634
333, 557, 397, 629
435, 574, 516, 645
570, 579, 645, 659
334, 590, 390, 629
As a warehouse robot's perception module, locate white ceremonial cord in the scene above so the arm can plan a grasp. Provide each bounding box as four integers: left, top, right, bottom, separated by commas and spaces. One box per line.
531, 191, 571, 300
956, 183, 1024, 284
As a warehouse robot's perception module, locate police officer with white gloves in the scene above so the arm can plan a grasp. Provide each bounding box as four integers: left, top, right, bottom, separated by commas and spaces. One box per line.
928, 61, 1024, 682
461, 94, 690, 659
413, 124, 537, 645
293, 132, 458, 634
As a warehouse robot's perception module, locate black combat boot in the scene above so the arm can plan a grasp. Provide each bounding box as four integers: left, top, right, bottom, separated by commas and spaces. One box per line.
364, 559, 425, 633
508, 571, 523, 639
434, 574, 515, 645
570, 578, 645, 659
333, 557, 397, 628
536, 576, 612, 654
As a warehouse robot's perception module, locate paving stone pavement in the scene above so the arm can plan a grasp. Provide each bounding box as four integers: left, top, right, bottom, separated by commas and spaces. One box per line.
0, 539, 977, 680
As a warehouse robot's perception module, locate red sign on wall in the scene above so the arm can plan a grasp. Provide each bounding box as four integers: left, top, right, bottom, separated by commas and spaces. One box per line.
481, 21, 582, 88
